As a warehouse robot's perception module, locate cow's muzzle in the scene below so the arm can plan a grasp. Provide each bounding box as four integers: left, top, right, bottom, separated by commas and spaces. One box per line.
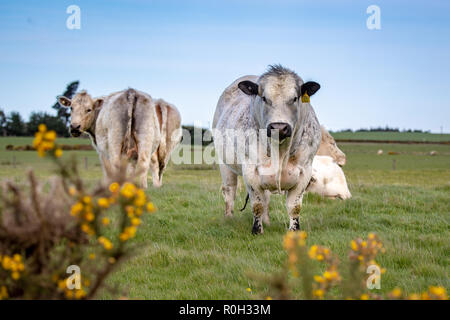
70, 124, 81, 137
267, 122, 292, 141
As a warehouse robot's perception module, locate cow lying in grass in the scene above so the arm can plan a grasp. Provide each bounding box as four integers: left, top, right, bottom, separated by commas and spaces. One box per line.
213, 65, 321, 234
58, 89, 181, 188
306, 155, 352, 199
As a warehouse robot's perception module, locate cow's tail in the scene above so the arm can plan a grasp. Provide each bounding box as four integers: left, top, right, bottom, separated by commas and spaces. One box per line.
240, 193, 250, 212
122, 88, 139, 161
154, 99, 168, 160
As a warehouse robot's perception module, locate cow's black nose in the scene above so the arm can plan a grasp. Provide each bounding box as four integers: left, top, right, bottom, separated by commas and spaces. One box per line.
267, 122, 292, 140
71, 124, 81, 131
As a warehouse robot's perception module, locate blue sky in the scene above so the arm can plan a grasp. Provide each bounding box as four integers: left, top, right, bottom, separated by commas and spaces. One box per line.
0, 0, 449, 132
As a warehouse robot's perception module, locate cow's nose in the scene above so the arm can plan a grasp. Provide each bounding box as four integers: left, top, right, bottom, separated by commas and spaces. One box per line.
267, 122, 292, 140
71, 124, 81, 131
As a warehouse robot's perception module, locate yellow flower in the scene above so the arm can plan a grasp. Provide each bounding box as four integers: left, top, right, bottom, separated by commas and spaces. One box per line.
131, 217, 141, 226
89, 253, 96, 260
308, 245, 318, 259
390, 287, 402, 298
0, 286, 8, 300
54, 148, 63, 158
360, 294, 369, 300
69, 186, 77, 196
2, 256, 12, 270
13, 254, 21, 263
146, 202, 156, 213
246, 288, 252, 293
351, 240, 358, 251
134, 189, 146, 207
81, 223, 93, 235
65, 290, 74, 299
120, 182, 136, 198
38, 124, 47, 132
314, 275, 325, 283
313, 289, 324, 299
97, 197, 110, 208
265, 296, 272, 300
11, 271, 20, 280
98, 237, 113, 250
75, 289, 86, 299
101, 217, 110, 226
408, 293, 420, 300
85, 212, 95, 222
109, 182, 120, 193
82, 196, 92, 205
429, 286, 447, 299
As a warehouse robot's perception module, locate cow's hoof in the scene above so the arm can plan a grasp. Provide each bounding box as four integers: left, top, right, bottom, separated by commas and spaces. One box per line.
224, 213, 234, 218
289, 218, 300, 231
252, 219, 263, 235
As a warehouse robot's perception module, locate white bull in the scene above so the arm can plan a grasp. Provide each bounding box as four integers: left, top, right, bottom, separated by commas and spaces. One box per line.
213, 65, 322, 234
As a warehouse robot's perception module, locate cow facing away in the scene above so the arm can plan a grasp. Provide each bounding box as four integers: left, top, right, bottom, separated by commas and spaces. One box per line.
317, 126, 346, 166
307, 156, 351, 199
213, 65, 322, 234
151, 99, 182, 187
58, 89, 181, 188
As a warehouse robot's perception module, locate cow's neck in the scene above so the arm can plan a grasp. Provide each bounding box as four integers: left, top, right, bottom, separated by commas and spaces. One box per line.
85, 109, 101, 147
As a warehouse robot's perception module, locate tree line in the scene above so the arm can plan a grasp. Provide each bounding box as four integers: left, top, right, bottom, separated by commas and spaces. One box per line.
0, 81, 79, 137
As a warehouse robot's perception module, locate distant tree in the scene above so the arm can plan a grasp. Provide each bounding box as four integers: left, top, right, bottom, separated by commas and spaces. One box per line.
27, 112, 69, 137
6, 112, 26, 136
0, 108, 6, 136
52, 81, 79, 127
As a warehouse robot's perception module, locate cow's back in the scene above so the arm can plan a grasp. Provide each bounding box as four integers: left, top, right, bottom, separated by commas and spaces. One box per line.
213, 75, 258, 131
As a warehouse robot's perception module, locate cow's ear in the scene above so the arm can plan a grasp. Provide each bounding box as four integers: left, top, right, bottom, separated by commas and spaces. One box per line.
238, 81, 259, 96
58, 96, 72, 108
300, 81, 321, 97
93, 98, 104, 110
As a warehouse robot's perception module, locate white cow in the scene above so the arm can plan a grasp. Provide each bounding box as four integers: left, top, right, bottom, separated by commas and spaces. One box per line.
307, 156, 352, 199
58, 89, 181, 188
213, 65, 322, 234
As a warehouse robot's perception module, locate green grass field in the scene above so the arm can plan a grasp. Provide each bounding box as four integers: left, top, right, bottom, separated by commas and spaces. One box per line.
0, 137, 449, 299
330, 131, 450, 142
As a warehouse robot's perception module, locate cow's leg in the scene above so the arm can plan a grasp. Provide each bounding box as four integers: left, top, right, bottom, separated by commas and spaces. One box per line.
219, 164, 237, 217
150, 151, 161, 188
262, 190, 271, 226
248, 186, 267, 235
99, 154, 114, 185
135, 152, 150, 189
286, 186, 305, 231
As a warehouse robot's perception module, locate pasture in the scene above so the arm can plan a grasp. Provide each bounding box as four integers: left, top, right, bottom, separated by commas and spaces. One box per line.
0, 136, 449, 299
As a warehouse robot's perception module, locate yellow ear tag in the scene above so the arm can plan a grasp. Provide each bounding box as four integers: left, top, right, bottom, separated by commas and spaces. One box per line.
301, 92, 310, 103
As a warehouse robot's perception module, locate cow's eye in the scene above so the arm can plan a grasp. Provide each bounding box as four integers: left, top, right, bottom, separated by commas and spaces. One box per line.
293, 97, 298, 103
86, 109, 92, 113
262, 96, 267, 103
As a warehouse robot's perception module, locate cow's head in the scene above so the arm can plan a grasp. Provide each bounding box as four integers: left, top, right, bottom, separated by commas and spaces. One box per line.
317, 126, 346, 166
58, 91, 103, 137
238, 65, 320, 144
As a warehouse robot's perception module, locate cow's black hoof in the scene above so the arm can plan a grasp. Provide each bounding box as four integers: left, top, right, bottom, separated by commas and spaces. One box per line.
252, 218, 263, 235
289, 218, 300, 231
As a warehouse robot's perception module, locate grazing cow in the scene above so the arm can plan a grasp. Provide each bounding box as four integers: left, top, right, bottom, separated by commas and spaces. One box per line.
150, 99, 182, 187
316, 126, 346, 166
58, 89, 181, 188
306, 156, 351, 199
213, 65, 321, 234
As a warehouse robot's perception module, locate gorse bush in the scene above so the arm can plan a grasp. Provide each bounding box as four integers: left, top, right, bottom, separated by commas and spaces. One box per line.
0, 124, 156, 299
256, 232, 447, 300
